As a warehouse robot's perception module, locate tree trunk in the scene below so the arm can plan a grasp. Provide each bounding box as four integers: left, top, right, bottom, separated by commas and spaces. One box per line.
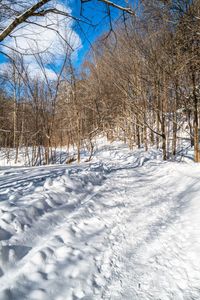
192, 72, 200, 162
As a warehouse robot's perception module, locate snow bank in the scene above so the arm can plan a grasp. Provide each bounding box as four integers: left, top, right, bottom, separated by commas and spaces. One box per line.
0, 140, 200, 299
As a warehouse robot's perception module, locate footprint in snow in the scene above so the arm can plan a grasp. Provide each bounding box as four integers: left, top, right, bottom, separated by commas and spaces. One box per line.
0, 228, 12, 241
0, 245, 31, 266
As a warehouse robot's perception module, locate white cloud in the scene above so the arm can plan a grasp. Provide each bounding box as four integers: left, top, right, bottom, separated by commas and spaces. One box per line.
8, 3, 81, 55
26, 62, 58, 80
1, 1, 82, 79
0, 61, 58, 82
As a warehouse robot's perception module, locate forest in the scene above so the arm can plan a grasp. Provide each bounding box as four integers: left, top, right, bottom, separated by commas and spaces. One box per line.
0, 1, 200, 300
0, 0, 199, 165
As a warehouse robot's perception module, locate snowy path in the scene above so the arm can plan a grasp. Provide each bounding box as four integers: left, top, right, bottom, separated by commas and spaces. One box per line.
0, 144, 200, 300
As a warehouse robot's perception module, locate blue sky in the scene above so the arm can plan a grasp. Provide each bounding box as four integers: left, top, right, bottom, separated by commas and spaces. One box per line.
70, 0, 131, 68
0, 0, 136, 73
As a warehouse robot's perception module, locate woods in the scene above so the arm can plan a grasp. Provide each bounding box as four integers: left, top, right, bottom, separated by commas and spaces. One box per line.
1, 2, 200, 299
0, 0, 199, 165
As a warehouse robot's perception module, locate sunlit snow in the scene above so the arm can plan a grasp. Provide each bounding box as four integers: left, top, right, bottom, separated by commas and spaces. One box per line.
0, 139, 200, 299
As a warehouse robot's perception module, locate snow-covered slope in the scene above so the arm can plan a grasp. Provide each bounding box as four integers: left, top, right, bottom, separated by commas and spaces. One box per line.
0, 141, 200, 300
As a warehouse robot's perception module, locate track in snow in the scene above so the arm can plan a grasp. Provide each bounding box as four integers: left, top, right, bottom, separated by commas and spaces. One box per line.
0, 144, 200, 300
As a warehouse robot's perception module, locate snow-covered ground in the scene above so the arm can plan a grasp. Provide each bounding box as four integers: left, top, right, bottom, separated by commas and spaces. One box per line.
0, 140, 200, 300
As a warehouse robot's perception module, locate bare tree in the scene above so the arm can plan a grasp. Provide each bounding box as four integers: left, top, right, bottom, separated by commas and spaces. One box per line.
0, 0, 135, 45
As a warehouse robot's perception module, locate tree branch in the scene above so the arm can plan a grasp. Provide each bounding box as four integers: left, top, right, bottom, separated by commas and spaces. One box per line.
0, 0, 51, 42
97, 0, 135, 15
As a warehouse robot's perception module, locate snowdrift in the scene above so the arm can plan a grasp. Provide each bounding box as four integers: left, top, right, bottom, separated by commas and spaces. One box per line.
0, 140, 200, 299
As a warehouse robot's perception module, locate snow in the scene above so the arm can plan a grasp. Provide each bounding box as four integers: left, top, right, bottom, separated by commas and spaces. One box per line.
0, 140, 200, 299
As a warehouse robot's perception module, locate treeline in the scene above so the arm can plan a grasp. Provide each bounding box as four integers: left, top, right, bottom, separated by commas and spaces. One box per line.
0, 0, 199, 164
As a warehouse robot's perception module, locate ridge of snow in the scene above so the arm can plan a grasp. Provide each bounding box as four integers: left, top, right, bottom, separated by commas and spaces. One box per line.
0, 140, 200, 299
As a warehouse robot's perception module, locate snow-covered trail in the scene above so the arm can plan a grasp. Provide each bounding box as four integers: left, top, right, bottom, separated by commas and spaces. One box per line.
0, 143, 200, 300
